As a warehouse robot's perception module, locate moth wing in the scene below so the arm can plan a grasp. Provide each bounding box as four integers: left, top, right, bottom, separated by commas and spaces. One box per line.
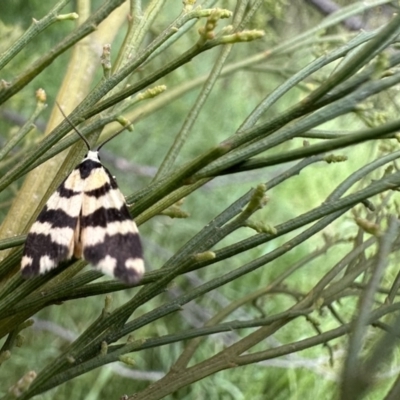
80, 167, 144, 285
21, 169, 84, 277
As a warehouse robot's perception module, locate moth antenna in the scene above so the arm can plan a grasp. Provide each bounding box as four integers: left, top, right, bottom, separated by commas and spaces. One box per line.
56, 102, 91, 151
97, 122, 132, 152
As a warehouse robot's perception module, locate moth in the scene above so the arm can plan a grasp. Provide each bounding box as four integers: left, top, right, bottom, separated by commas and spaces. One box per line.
21, 105, 144, 285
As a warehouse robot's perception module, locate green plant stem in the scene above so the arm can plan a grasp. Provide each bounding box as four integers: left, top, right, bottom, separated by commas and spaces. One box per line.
0, 10, 395, 201
136, 178, 210, 225
190, 71, 400, 180
0, 108, 132, 195
48, 202, 348, 382
340, 217, 399, 400
207, 168, 400, 267
125, 272, 400, 400
112, 0, 162, 75
139, 0, 219, 66
0, 9, 234, 195
0, 268, 97, 321
22, 209, 347, 397
154, 0, 254, 179
0, 110, 127, 180
1, 148, 396, 323
77, 7, 232, 119
302, 11, 400, 107
83, 34, 231, 119
238, 29, 376, 131
24, 308, 312, 397
0, 97, 47, 162
217, 119, 400, 175
138, 258, 400, 399
154, 44, 234, 179
0, 0, 127, 105
0, 236, 24, 251
0, 0, 72, 71
173, 239, 341, 370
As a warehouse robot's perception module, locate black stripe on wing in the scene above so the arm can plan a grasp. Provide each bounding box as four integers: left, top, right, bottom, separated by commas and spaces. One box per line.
83, 231, 143, 284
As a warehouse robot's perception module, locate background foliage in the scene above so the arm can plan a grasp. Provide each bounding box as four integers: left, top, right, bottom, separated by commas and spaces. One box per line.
1, 0, 400, 399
